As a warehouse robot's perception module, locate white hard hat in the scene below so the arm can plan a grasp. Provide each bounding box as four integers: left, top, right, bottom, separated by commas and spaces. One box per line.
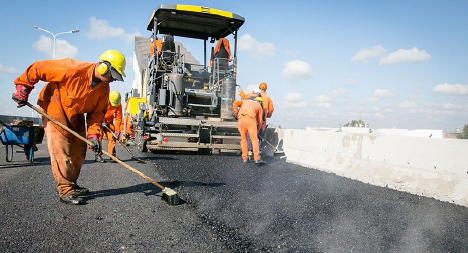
252, 88, 261, 95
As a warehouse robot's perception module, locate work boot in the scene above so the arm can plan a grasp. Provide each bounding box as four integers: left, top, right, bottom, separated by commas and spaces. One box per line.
95, 154, 106, 163
60, 194, 85, 205
248, 151, 254, 161
108, 154, 118, 163
255, 159, 266, 165
74, 185, 89, 196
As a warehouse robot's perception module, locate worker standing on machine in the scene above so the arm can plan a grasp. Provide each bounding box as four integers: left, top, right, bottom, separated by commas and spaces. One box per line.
98, 91, 123, 163
12, 50, 126, 205
233, 96, 266, 165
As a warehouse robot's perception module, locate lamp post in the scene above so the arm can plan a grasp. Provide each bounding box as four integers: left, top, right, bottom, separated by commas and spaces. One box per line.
31, 25, 80, 59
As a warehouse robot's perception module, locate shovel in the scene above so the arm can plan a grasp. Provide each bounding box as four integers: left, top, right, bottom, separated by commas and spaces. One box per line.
259, 135, 285, 157
26, 102, 180, 205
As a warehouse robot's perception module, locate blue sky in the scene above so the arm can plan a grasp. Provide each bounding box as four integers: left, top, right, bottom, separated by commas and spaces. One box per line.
1, 1, 468, 131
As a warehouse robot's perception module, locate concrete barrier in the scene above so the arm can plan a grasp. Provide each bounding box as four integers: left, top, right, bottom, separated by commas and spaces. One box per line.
265, 128, 468, 207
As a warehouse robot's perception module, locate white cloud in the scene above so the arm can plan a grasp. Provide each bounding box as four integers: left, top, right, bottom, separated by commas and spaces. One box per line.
379, 47, 431, 65
0, 62, 16, 74
442, 103, 456, 110
368, 97, 378, 102
373, 89, 397, 98
317, 102, 332, 109
374, 113, 384, 118
283, 92, 308, 108
87, 17, 141, 43
310, 89, 347, 109
399, 100, 418, 109
314, 95, 331, 103
329, 88, 347, 97
342, 78, 358, 85
282, 60, 315, 82
351, 45, 386, 63
432, 83, 468, 96
33, 35, 78, 59
245, 84, 258, 93
238, 34, 275, 58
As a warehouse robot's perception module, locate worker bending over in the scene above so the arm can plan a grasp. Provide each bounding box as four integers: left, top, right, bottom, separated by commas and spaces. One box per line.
98, 91, 123, 163
233, 97, 266, 165
12, 50, 126, 205
239, 82, 274, 156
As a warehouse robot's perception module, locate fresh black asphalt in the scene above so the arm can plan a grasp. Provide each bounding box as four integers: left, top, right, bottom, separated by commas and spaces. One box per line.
1, 141, 468, 252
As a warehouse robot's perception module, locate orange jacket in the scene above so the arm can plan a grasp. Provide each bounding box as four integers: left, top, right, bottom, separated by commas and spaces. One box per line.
104, 103, 123, 133
14, 58, 110, 138
232, 100, 263, 127
150, 40, 163, 56
238, 90, 274, 118
210, 38, 231, 68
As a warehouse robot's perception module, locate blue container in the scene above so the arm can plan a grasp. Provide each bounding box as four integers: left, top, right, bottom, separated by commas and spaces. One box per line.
0, 125, 32, 145
0, 125, 44, 162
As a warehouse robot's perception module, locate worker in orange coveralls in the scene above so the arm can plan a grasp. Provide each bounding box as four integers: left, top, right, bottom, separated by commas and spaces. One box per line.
122, 113, 134, 144
233, 96, 266, 165
239, 83, 274, 158
98, 91, 123, 163
149, 36, 163, 57
210, 38, 231, 69
12, 50, 126, 205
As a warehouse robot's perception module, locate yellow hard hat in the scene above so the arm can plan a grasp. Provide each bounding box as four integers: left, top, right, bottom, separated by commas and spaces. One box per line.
109, 91, 121, 107
100, 50, 126, 77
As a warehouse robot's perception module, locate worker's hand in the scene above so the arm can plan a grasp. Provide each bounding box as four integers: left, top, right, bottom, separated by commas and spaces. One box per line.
87, 134, 101, 154
12, 84, 32, 108
102, 122, 108, 129
113, 132, 121, 141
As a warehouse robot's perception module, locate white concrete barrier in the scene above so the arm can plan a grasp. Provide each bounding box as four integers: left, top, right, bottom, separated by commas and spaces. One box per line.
267, 128, 468, 207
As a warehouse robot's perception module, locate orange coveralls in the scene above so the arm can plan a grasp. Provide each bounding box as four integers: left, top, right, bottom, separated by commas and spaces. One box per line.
14, 59, 109, 198
123, 114, 133, 139
101, 103, 123, 155
233, 100, 263, 161
239, 90, 274, 140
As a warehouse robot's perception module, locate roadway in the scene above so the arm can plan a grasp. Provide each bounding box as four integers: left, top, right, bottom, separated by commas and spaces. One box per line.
1, 141, 468, 252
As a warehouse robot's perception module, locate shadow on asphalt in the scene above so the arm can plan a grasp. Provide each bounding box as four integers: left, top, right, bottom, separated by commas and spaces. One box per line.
82, 158, 137, 165
0, 157, 50, 169
171, 180, 226, 188
86, 182, 162, 200
143, 156, 179, 161
85, 182, 189, 205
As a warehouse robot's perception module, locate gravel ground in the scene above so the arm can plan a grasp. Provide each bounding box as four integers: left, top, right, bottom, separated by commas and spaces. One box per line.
1, 141, 468, 252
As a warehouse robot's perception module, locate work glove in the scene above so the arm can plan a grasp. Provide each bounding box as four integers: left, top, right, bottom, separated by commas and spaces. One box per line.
12, 84, 33, 107
87, 134, 101, 154
102, 121, 108, 129
112, 132, 121, 141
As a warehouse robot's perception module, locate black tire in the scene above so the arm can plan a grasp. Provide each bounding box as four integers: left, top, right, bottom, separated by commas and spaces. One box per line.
6, 145, 13, 162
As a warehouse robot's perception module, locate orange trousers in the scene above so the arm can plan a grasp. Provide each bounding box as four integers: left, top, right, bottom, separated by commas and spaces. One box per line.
100, 124, 117, 155
44, 117, 87, 198
238, 116, 260, 161
124, 115, 133, 138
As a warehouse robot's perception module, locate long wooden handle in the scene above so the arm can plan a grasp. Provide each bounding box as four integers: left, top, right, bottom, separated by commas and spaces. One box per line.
27, 102, 165, 191
259, 135, 277, 150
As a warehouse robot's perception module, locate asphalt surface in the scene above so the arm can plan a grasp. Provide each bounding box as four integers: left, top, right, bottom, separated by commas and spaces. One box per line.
1, 141, 468, 252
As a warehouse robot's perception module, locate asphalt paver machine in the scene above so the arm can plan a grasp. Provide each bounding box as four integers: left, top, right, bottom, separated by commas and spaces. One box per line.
127, 4, 245, 153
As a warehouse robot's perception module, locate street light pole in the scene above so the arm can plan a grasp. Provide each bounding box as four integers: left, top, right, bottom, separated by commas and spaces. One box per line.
31, 25, 80, 59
